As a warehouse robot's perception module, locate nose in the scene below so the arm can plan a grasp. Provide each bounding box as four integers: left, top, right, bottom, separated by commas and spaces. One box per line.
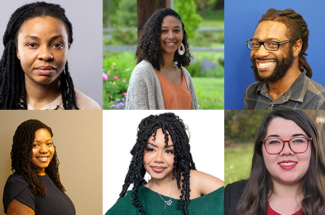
39, 144, 48, 153
38, 45, 53, 61
167, 30, 175, 39
280, 141, 294, 155
253, 44, 269, 58
154, 150, 164, 163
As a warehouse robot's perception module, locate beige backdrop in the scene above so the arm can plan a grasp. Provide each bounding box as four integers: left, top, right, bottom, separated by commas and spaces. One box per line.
0, 111, 102, 215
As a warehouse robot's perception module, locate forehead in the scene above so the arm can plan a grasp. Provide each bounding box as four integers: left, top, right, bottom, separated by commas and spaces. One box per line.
34, 128, 52, 140
161, 15, 182, 27
266, 117, 307, 138
148, 128, 174, 146
18, 16, 68, 38
253, 21, 288, 41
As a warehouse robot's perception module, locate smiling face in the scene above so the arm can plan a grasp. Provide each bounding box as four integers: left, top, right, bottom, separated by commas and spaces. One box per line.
160, 15, 184, 56
31, 128, 55, 175
262, 117, 311, 185
143, 128, 175, 180
251, 21, 295, 83
16, 16, 69, 86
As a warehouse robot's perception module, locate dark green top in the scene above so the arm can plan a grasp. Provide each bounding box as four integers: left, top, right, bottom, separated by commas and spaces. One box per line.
106, 186, 224, 215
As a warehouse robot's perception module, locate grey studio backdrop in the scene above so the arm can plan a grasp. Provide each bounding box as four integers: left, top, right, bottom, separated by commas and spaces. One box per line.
0, 0, 102, 107
0, 111, 102, 215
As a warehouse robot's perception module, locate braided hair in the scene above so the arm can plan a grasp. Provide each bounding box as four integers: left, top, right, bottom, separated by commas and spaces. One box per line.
136, 8, 191, 70
258, 8, 312, 78
0, 1, 78, 109
118, 113, 196, 215
11, 119, 65, 196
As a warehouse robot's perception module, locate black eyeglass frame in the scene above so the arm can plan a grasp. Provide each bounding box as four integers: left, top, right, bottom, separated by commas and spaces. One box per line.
263, 136, 312, 155
247, 38, 298, 51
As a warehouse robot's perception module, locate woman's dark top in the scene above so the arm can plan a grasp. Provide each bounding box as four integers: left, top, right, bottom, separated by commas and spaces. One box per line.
3, 172, 75, 215
225, 180, 247, 215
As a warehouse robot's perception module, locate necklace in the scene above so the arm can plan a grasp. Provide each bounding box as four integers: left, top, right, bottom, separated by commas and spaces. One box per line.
151, 180, 173, 209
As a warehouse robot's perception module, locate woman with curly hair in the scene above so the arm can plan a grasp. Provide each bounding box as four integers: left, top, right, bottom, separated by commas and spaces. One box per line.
106, 112, 223, 215
3, 119, 75, 214
125, 8, 198, 110
225, 110, 325, 215
0, 2, 101, 110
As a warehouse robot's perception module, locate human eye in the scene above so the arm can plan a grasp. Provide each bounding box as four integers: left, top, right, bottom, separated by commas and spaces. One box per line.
27, 43, 38, 48
161, 29, 168, 33
267, 139, 281, 145
47, 142, 53, 146
33, 143, 39, 147
145, 147, 155, 152
165, 149, 174, 154
251, 41, 260, 49
52, 43, 64, 49
266, 41, 278, 49
291, 138, 306, 144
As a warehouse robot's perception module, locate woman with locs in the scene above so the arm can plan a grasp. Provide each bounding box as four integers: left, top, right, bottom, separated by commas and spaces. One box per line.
106, 113, 224, 215
0, 2, 101, 110
125, 8, 199, 110
3, 119, 75, 214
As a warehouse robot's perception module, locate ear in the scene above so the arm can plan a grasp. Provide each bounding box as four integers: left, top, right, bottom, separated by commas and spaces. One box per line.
16, 49, 20, 60
68, 43, 71, 49
292, 39, 302, 57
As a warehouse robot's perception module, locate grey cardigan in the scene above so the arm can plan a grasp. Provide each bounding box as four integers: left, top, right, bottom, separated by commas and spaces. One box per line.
125, 60, 199, 110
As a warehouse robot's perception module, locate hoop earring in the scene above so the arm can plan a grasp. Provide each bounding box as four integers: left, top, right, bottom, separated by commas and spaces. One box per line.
178, 43, 185, 55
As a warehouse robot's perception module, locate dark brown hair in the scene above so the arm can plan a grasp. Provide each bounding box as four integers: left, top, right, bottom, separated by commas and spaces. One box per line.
237, 110, 325, 215
11, 119, 65, 196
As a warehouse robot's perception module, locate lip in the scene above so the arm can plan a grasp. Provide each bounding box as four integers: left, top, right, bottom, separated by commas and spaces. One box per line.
151, 166, 166, 173
164, 42, 177, 47
278, 160, 297, 170
256, 60, 276, 70
36, 156, 50, 162
35, 66, 56, 75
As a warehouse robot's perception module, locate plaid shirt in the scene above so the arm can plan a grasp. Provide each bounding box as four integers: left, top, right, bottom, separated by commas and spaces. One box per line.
244, 70, 325, 110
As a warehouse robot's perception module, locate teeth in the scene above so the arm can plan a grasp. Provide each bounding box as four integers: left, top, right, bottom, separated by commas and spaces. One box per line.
38, 157, 48, 161
166, 43, 175, 45
258, 62, 274, 68
279, 162, 296, 166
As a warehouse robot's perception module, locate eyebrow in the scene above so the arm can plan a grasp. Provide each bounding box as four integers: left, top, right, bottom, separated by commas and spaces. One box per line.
23, 34, 65, 40
161, 26, 181, 29
147, 142, 174, 148
34, 139, 52, 142
266, 133, 306, 138
251, 38, 279, 41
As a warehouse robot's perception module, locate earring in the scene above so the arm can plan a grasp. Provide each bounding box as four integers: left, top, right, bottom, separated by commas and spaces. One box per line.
178, 43, 185, 55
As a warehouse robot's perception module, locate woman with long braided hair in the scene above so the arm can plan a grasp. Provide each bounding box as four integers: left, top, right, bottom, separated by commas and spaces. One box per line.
0, 2, 101, 110
106, 112, 224, 215
3, 119, 75, 214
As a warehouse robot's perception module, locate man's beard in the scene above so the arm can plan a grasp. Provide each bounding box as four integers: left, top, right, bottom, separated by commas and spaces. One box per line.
251, 49, 294, 84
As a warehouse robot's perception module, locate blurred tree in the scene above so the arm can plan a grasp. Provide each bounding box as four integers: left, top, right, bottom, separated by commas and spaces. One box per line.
195, 0, 219, 17
175, 0, 202, 39
116, 0, 137, 27
103, 0, 120, 28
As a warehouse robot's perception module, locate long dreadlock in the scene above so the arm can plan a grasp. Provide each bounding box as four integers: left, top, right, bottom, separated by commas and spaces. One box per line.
0, 1, 78, 109
11, 119, 65, 196
118, 113, 196, 215
258, 8, 312, 78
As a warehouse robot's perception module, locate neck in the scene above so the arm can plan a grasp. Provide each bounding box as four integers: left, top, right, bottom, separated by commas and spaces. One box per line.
269, 178, 303, 214
161, 52, 175, 70
25, 77, 61, 110
268, 62, 301, 101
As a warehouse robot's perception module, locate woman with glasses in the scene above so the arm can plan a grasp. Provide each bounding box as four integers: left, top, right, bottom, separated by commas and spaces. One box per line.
225, 110, 325, 215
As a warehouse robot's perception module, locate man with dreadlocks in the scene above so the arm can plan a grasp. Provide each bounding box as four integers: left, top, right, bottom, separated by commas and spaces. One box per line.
3, 119, 75, 214
106, 113, 224, 215
0, 2, 101, 110
244, 8, 325, 110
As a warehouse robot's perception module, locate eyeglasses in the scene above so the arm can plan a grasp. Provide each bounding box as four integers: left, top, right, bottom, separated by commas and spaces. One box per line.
263, 136, 311, 155
247, 38, 297, 51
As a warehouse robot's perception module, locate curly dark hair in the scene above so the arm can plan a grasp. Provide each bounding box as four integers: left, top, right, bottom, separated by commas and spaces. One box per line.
118, 113, 196, 215
257, 8, 312, 78
237, 110, 325, 214
0, 1, 78, 109
136, 8, 191, 70
11, 119, 65, 196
